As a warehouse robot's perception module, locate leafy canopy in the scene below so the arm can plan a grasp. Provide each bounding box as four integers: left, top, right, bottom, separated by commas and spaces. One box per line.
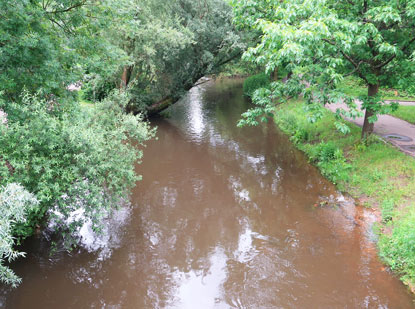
85, 0, 247, 113
0, 0, 125, 100
232, 0, 415, 136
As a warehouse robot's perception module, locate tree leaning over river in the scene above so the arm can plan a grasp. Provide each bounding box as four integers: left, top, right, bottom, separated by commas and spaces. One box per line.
85, 0, 247, 115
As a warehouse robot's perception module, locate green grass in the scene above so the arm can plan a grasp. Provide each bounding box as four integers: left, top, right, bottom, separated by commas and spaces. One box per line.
338, 76, 415, 101
389, 105, 415, 124
274, 101, 415, 290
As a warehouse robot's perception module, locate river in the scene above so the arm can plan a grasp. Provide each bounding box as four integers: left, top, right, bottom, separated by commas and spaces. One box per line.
1, 78, 414, 308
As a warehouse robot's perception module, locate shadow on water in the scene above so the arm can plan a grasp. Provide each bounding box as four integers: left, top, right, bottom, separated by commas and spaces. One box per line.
1, 78, 414, 308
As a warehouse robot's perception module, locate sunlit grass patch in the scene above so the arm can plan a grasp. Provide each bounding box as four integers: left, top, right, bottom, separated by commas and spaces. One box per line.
389, 105, 415, 124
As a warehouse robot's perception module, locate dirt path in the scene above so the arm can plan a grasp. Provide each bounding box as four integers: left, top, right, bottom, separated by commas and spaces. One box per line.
326, 101, 415, 157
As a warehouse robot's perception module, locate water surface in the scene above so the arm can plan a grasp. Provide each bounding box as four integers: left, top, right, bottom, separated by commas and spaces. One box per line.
1, 78, 414, 308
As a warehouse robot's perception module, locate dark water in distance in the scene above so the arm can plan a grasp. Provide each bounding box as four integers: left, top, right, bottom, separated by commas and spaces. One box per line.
1, 78, 414, 308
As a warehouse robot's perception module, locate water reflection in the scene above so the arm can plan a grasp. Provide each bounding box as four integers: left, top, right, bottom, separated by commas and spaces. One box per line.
1, 78, 414, 308
172, 247, 228, 308
188, 85, 207, 143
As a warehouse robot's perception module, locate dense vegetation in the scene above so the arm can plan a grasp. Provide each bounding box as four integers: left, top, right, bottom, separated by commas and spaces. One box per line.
0, 0, 245, 286
84, 0, 248, 114
233, 0, 415, 138
243, 73, 271, 97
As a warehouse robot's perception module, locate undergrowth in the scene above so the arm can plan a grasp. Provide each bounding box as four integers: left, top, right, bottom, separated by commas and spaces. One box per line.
243, 73, 271, 97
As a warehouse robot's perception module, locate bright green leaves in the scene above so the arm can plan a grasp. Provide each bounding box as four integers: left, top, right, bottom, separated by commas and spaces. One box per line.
366, 6, 402, 24
0, 91, 153, 245
233, 0, 415, 136
0, 0, 126, 101
239, 76, 305, 127
0, 183, 39, 287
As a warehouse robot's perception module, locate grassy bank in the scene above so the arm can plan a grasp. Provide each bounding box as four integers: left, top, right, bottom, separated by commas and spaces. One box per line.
389, 105, 415, 124
273, 100, 415, 290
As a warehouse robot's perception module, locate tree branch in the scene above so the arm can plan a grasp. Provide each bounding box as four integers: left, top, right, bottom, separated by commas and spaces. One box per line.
322, 38, 369, 83
344, 60, 364, 77
375, 36, 415, 69
46, 1, 86, 14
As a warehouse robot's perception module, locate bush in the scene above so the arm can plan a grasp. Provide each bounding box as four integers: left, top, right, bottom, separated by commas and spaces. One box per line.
0, 183, 38, 287
308, 142, 351, 184
243, 73, 271, 97
0, 91, 154, 244
291, 128, 310, 144
315, 142, 338, 162
82, 75, 117, 102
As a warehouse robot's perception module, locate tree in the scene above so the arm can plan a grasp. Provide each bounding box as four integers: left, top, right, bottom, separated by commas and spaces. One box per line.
232, 0, 415, 138
85, 0, 246, 115
0, 0, 155, 287
0, 0, 124, 101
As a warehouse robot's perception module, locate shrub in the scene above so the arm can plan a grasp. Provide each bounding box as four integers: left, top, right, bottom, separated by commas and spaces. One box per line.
82, 75, 117, 102
305, 142, 350, 184
316, 142, 338, 162
243, 73, 271, 97
0, 91, 154, 243
291, 128, 310, 144
0, 183, 38, 287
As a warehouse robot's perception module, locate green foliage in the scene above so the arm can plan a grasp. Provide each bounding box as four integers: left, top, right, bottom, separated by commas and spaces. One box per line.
291, 128, 310, 144
232, 0, 415, 136
239, 75, 305, 127
274, 102, 351, 184
0, 92, 153, 242
87, 0, 249, 113
243, 73, 271, 97
0, 0, 124, 101
313, 142, 338, 162
217, 59, 261, 77
0, 183, 38, 287
82, 76, 117, 102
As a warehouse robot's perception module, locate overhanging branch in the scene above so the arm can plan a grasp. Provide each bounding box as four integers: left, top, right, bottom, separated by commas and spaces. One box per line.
375, 36, 415, 69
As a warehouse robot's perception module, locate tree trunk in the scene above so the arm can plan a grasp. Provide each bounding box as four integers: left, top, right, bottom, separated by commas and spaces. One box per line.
282, 71, 292, 83
120, 66, 133, 89
361, 83, 379, 139
271, 67, 279, 81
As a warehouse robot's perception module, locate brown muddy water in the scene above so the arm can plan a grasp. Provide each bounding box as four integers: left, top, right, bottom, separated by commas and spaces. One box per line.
1, 78, 414, 308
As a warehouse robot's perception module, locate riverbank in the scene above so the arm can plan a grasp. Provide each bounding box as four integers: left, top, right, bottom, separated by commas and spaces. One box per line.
273, 100, 415, 291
